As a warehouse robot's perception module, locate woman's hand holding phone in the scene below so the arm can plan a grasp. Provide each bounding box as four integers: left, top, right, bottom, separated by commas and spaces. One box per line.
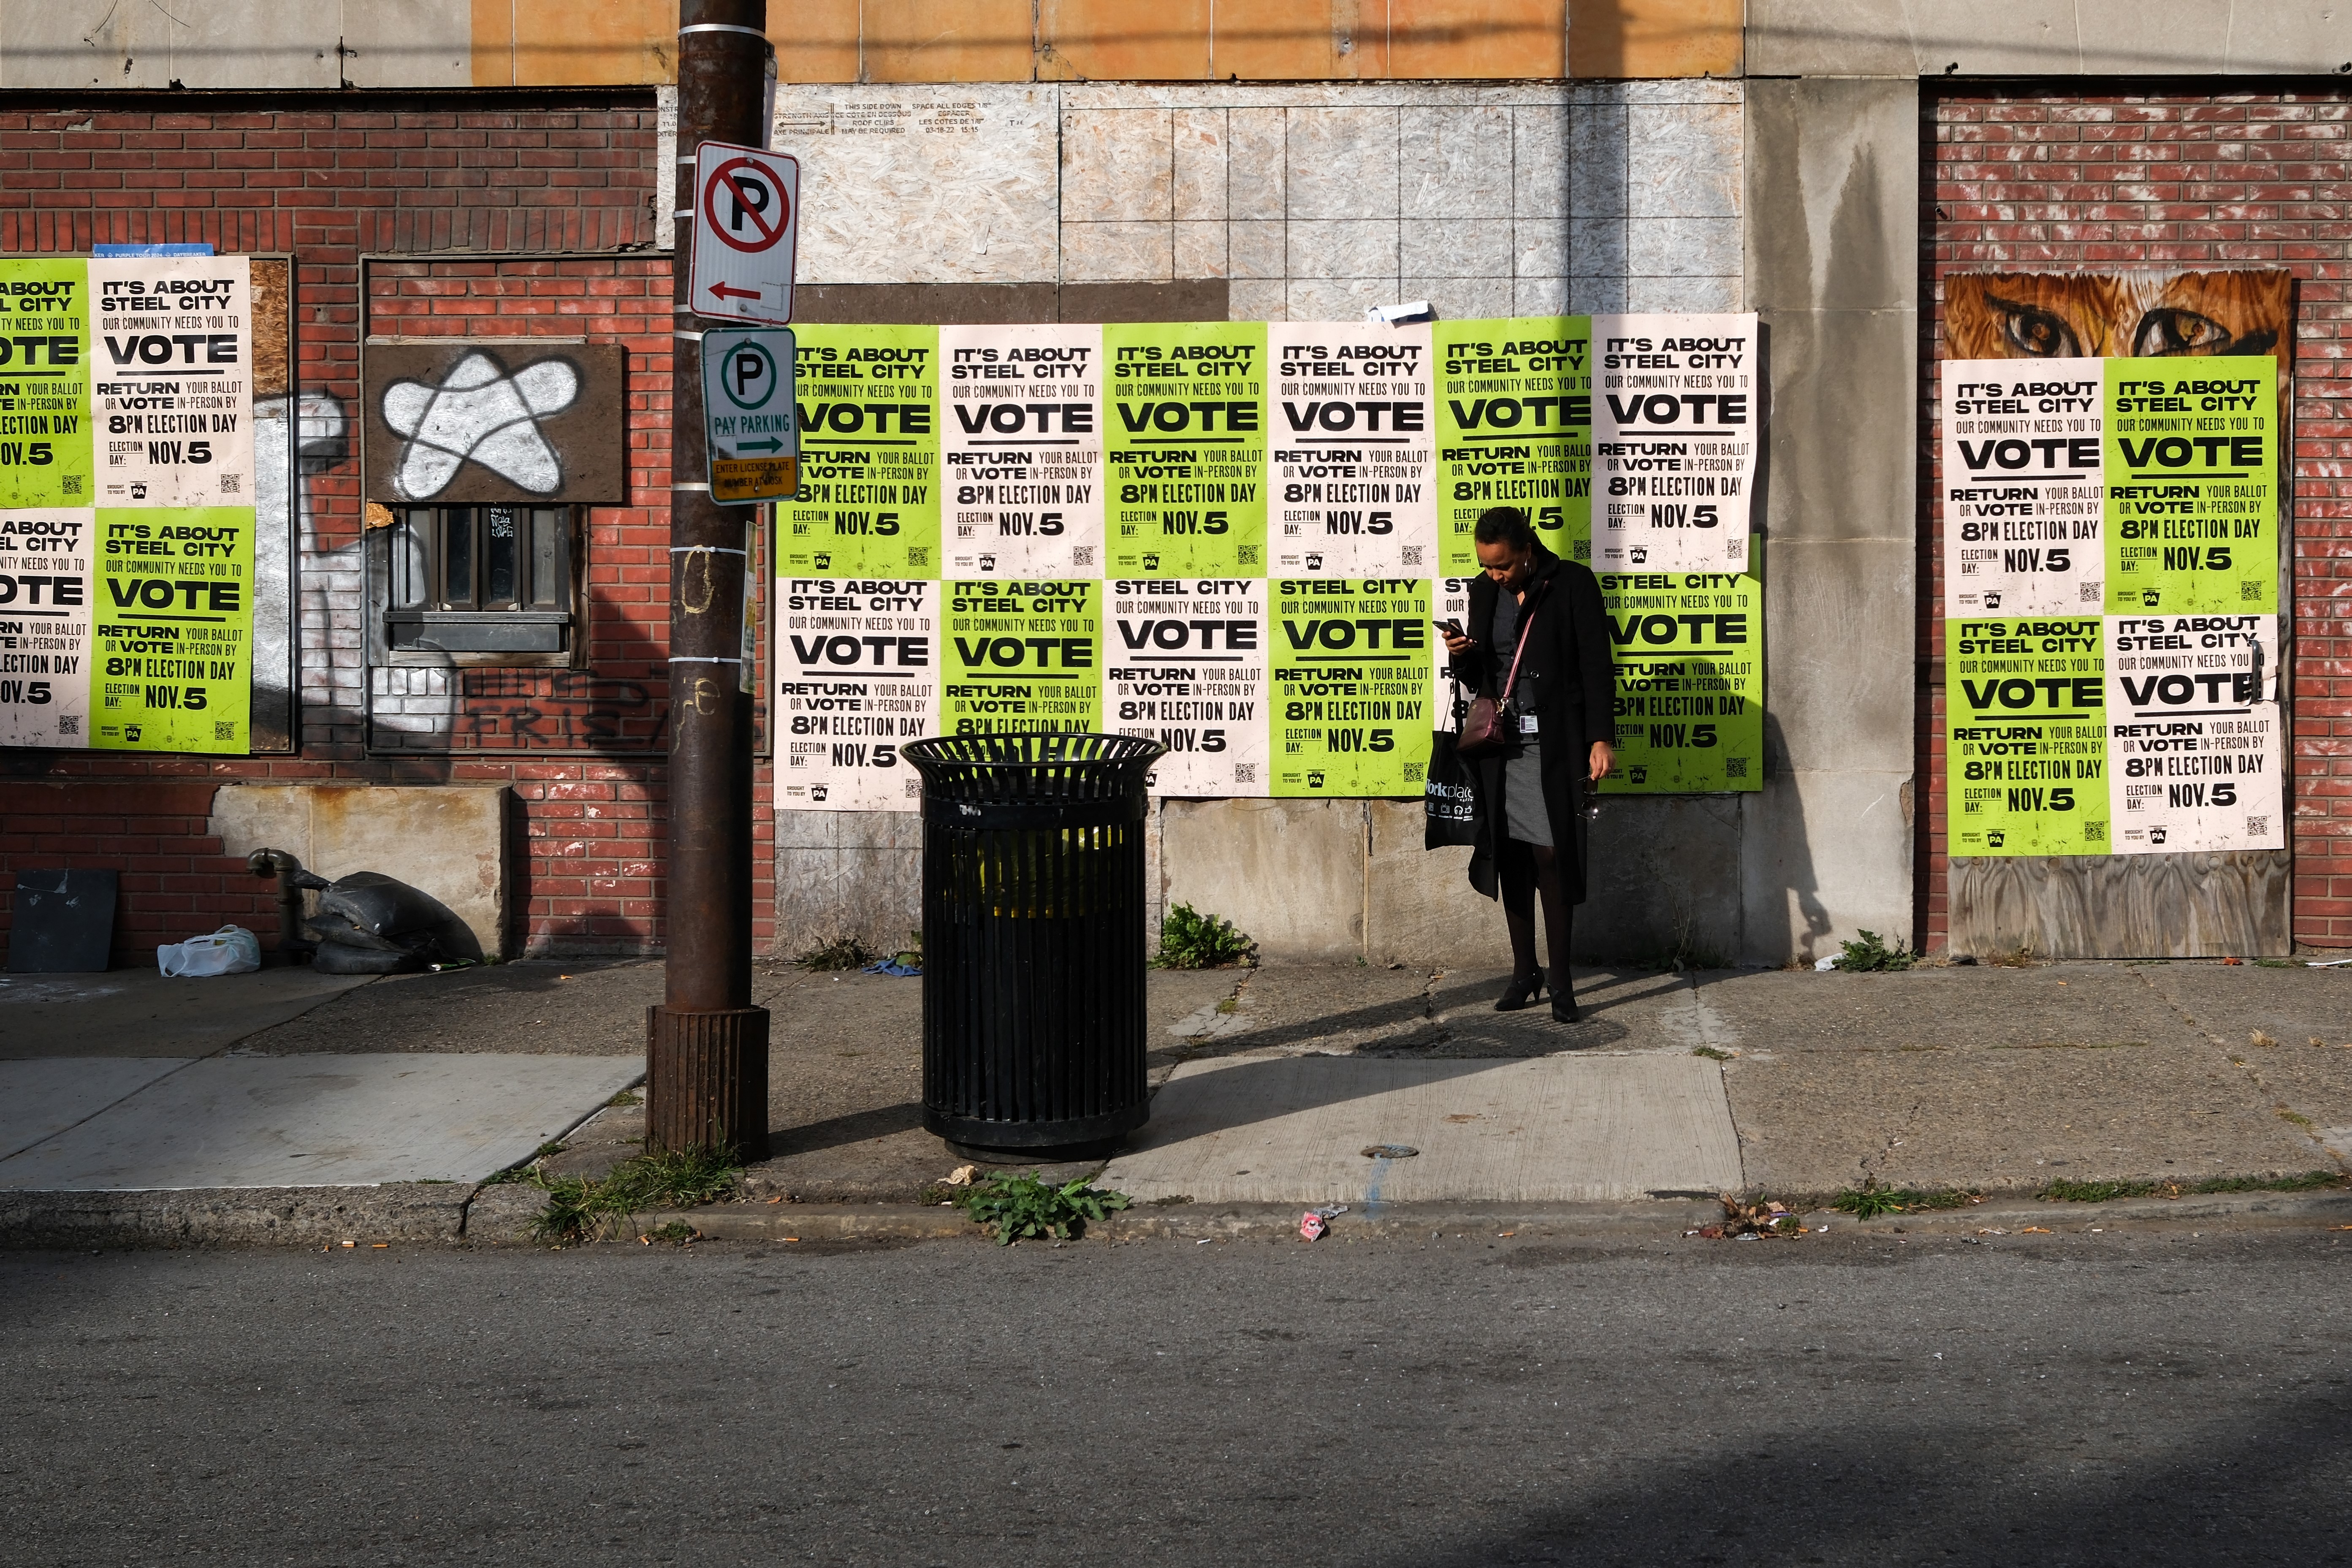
1436, 618, 1474, 657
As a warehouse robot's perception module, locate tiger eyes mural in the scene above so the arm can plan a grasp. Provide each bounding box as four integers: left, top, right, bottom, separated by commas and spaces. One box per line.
1944, 269, 2292, 370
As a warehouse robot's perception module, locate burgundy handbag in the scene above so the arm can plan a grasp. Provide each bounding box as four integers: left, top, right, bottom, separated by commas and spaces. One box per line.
1455, 583, 1544, 761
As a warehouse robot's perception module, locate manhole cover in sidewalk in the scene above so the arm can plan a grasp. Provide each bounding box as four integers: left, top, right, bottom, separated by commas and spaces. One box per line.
1361, 1144, 1419, 1159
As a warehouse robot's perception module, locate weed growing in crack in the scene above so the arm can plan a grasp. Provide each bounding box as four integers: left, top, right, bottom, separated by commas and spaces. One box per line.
950, 1171, 1131, 1245
1830, 930, 1915, 972
2041, 1171, 2345, 1203
1155, 903, 1253, 969
797, 934, 881, 971
1830, 1178, 1981, 1218
531, 1146, 741, 1246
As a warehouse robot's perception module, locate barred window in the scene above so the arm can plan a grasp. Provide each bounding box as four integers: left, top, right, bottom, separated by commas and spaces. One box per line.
383, 505, 576, 660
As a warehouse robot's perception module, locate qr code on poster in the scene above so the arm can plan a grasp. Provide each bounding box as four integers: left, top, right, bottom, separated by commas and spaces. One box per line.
2242, 581, 2264, 600
2248, 815, 2270, 836
2081, 581, 2103, 603
57, 714, 79, 736
1725, 756, 1748, 778
905, 777, 921, 798
220, 473, 241, 495
214, 720, 236, 742
62, 475, 83, 497
1074, 546, 1095, 567
1402, 546, 1424, 567
1233, 763, 1257, 784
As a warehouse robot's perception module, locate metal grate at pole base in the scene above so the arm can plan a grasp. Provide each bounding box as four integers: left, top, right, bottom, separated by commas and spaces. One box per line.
903, 732, 1166, 1161
645, 1005, 770, 1161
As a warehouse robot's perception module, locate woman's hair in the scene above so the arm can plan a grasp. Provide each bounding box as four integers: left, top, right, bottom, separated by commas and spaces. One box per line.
1473, 506, 1538, 553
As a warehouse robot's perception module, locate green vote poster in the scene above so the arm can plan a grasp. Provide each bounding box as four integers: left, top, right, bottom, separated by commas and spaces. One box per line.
91, 505, 254, 754
779, 324, 941, 579
1103, 321, 1267, 577
0, 259, 94, 509
1945, 615, 2108, 856
939, 577, 1100, 736
1433, 317, 1590, 575
1271, 576, 1433, 796
2103, 355, 2277, 614
1597, 564, 1762, 794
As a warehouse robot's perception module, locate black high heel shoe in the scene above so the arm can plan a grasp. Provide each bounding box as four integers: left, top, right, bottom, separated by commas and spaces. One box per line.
1495, 968, 1546, 1011
1550, 991, 1581, 1024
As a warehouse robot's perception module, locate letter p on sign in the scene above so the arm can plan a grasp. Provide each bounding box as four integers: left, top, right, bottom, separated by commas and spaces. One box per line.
692, 140, 798, 326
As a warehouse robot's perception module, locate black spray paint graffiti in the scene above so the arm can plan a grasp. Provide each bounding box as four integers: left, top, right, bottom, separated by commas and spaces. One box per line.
456, 669, 660, 750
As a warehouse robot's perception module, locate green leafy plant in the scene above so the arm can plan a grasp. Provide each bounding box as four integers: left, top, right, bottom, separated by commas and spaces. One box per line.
950, 1171, 1131, 1245
531, 1145, 741, 1245
1155, 903, 1252, 969
1829, 1178, 1980, 1218
1832, 930, 1915, 972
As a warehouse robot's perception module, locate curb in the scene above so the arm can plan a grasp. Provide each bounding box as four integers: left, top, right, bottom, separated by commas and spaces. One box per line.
643, 1199, 1731, 1245
2, 1186, 2344, 1251
1829, 1188, 2352, 1233
0, 1185, 477, 1249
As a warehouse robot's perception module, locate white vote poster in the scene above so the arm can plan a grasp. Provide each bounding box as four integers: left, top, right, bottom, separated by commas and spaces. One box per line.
0, 506, 94, 746
939, 323, 1104, 579
1940, 357, 2105, 615
88, 255, 254, 510
1589, 313, 1756, 574
773, 576, 936, 812
1267, 321, 1435, 576
2105, 612, 2284, 854
1104, 577, 1269, 796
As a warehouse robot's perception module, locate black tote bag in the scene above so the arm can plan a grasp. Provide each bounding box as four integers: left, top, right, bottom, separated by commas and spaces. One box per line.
1424, 683, 1481, 849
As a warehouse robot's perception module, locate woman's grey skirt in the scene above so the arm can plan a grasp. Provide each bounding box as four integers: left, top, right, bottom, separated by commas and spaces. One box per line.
1503, 742, 1550, 846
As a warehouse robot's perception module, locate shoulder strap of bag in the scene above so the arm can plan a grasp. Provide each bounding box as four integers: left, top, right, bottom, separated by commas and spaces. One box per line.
1498, 578, 1548, 702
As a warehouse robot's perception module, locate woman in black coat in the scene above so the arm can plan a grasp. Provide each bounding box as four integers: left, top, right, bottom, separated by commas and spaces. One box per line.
1440, 507, 1615, 1023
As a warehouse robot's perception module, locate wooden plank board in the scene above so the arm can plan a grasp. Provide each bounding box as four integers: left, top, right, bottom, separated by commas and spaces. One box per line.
1949, 850, 2291, 960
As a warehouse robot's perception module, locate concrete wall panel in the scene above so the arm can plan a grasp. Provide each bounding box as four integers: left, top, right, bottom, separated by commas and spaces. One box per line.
1762, 538, 1915, 776
1742, 76, 1921, 966
345, 0, 473, 89
209, 785, 510, 959
1750, 0, 2349, 76
1739, 768, 1914, 966
1162, 799, 1366, 960
1, 0, 338, 90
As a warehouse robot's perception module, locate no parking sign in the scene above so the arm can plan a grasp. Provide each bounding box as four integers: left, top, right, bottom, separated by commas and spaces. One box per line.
691, 140, 798, 326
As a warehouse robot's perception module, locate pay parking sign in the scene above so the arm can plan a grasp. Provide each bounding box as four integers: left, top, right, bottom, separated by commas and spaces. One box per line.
703, 326, 798, 504
691, 140, 798, 326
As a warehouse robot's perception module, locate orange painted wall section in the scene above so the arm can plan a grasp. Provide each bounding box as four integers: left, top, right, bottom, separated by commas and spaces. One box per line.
474, 0, 680, 86
477, 0, 1736, 84
1571, 0, 1742, 80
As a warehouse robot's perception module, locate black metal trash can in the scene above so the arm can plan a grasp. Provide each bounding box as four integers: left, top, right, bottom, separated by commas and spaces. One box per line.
902, 732, 1165, 1160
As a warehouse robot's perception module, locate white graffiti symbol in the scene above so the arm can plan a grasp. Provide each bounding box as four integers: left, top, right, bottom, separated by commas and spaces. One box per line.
380, 351, 580, 500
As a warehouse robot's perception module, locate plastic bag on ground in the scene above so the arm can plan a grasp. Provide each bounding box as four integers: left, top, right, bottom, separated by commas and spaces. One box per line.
157, 925, 262, 978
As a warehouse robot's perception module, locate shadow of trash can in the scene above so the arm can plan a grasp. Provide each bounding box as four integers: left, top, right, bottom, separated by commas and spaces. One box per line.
902, 732, 1165, 1162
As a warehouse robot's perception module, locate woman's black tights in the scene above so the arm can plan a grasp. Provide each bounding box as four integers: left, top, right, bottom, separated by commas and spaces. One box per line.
1497, 838, 1571, 995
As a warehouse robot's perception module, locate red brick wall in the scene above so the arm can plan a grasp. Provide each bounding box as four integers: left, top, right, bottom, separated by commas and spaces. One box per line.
1924, 86, 2352, 952
0, 97, 776, 964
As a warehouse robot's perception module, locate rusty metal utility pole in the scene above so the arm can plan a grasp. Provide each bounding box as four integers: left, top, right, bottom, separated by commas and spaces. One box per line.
650, 0, 770, 1159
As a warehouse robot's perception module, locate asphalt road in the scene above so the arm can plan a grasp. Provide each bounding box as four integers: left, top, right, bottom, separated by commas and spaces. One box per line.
3, 1228, 2347, 1567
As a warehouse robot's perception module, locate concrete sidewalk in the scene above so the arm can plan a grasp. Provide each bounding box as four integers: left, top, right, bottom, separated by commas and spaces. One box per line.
0, 952, 2345, 1246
